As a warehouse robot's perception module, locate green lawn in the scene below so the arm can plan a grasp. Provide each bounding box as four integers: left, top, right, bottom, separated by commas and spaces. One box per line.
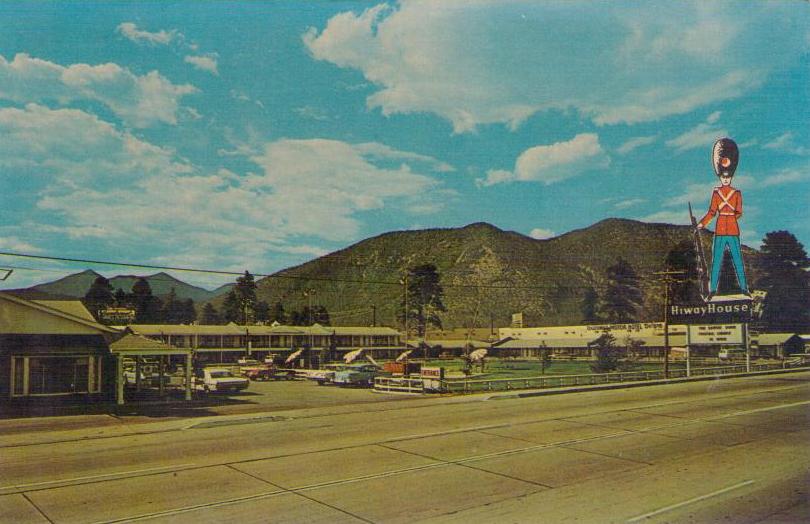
422, 358, 686, 380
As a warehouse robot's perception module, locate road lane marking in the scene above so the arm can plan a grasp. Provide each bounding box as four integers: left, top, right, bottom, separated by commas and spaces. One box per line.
0, 464, 196, 493
626, 480, 755, 522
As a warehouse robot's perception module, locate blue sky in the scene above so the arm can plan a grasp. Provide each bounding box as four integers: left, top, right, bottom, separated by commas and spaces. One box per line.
1, 1, 808, 290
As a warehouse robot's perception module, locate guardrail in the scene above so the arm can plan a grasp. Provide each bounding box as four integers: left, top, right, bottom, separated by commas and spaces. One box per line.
439, 362, 810, 394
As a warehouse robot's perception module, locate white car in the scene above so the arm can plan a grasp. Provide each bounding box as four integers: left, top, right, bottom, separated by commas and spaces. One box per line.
194, 368, 250, 393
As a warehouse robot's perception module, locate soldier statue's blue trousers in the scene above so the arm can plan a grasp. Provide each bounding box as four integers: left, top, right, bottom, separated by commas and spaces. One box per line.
710, 235, 748, 294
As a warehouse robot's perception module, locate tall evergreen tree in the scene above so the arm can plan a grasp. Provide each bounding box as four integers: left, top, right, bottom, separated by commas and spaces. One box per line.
179, 298, 197, 324
83, 276, 115, 320
254, 300, 270, 323
399, 264, 447, 336
580, 286, 600, 323
664, 240, 702, 304
131, 278, 163, 324
113, 288, 129, 307
162, 287, 182, 324
234, 271, 258, 324
589, 333, 621, 373
200, 303, 221, 325
269, 301, 286, 324
602, 258, 643, 323
757, 231, 810, 332
222, 291, 241, 324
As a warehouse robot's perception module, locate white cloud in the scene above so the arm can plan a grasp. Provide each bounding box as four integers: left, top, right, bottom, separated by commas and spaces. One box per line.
304, 1, 806, 132
529, 228, 556, 240
117, 22, 177, 46
184, 54, 219, 75
479, 133, 609, 187
666, 112, 728, 152
246, 139, 444, 240
0, 236, 43, 253
294, 105, 330, 121
0, 53, 196, 127
760, 166, 810, 188
614, 198, 646, 209
638, 210, 691, 226
0, 104, 191, 181
617, 135, 658, 155
763, 132, 808, 155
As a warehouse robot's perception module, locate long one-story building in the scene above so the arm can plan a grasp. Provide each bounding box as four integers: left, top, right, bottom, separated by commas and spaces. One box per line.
494, 322, 806, 359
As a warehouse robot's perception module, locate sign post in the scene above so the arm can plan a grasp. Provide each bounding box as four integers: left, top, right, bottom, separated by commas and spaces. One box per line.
685, 325, 691, 377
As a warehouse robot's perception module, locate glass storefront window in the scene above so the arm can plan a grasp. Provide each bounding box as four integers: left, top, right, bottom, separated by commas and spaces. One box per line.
28, 356, 90, 395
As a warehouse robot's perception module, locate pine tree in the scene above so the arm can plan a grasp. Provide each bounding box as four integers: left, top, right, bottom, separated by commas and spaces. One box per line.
234, 271, 258, 324
589, 333, 620, 373
201, 303, 221, 325
222, 291, 241, 324
83, 276, 115, 320
254, 301, 270, 323
602, 258, 642, 323
180, 298, 197, 324
269, 302, 286, 324
757, 231, 810, 332
163, 288, 182, 324
131, 278, 163, 324
581, 286, 600, 323
399, 264, 447, 336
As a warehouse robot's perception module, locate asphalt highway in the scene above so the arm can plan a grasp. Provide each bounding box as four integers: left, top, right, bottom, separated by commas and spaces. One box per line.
1, 371, 809, 523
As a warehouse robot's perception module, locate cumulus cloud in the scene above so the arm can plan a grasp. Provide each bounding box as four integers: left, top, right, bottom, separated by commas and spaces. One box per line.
5, 109, 447, 271
303, 1, 806, 132
117, 22, 177, 46
246, 139, 444, 239
184, 54, 219, 75
529, 228, 556, 240
0, 53, 196, 127
479, 133, 609, 186
666, 112, 728, 152
0, 104, 192, 181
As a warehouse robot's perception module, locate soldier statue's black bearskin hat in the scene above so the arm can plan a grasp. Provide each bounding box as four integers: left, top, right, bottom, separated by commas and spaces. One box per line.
711, 137, 739, 178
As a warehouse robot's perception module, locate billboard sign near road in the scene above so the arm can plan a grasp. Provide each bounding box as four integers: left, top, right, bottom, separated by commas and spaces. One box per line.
688, 324, 744, 345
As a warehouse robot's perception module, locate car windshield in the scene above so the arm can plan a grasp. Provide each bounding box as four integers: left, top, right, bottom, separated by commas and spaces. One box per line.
209, 370, 234, 378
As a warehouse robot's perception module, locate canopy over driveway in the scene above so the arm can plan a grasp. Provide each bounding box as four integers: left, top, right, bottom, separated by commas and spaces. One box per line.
109, 333, 193, 405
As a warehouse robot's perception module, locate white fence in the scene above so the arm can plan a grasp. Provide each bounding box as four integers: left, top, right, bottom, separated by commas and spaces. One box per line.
439, 362, 809, 394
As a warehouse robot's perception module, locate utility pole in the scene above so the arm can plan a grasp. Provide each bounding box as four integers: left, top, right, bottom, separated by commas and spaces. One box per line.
653, 269, 686, 379
304, 288, 315, 366
371, 305, 376, 327
401, 273, 409, 348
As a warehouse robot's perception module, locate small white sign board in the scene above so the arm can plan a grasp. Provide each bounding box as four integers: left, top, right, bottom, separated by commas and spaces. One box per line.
688, 324, 743, 345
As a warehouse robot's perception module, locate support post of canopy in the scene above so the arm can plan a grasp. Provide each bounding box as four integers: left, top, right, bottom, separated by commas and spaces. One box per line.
185, 352, 193, 401
116, 355, 125, 406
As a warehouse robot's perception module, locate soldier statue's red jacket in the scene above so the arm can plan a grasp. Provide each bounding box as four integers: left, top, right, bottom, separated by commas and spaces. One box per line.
699, 185, 742, 236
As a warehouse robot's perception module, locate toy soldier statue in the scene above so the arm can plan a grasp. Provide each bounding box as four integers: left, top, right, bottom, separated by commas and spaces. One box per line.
695, 137, 750, 299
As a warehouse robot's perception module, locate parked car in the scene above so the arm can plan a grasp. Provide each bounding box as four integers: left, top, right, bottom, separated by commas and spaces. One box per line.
124, 370, 172, 388
333, 363, 387, 388
194, 368, 250, 393
241, 364, 295, 381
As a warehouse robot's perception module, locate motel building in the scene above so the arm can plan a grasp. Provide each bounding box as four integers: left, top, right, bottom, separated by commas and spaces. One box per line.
121, 323, 403, 366
0, 291, 403, 406
493, 322, 806, 360
0, 292, 192, 406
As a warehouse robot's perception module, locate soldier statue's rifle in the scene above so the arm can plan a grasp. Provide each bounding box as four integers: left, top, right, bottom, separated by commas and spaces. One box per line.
689, 202, 711, 300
